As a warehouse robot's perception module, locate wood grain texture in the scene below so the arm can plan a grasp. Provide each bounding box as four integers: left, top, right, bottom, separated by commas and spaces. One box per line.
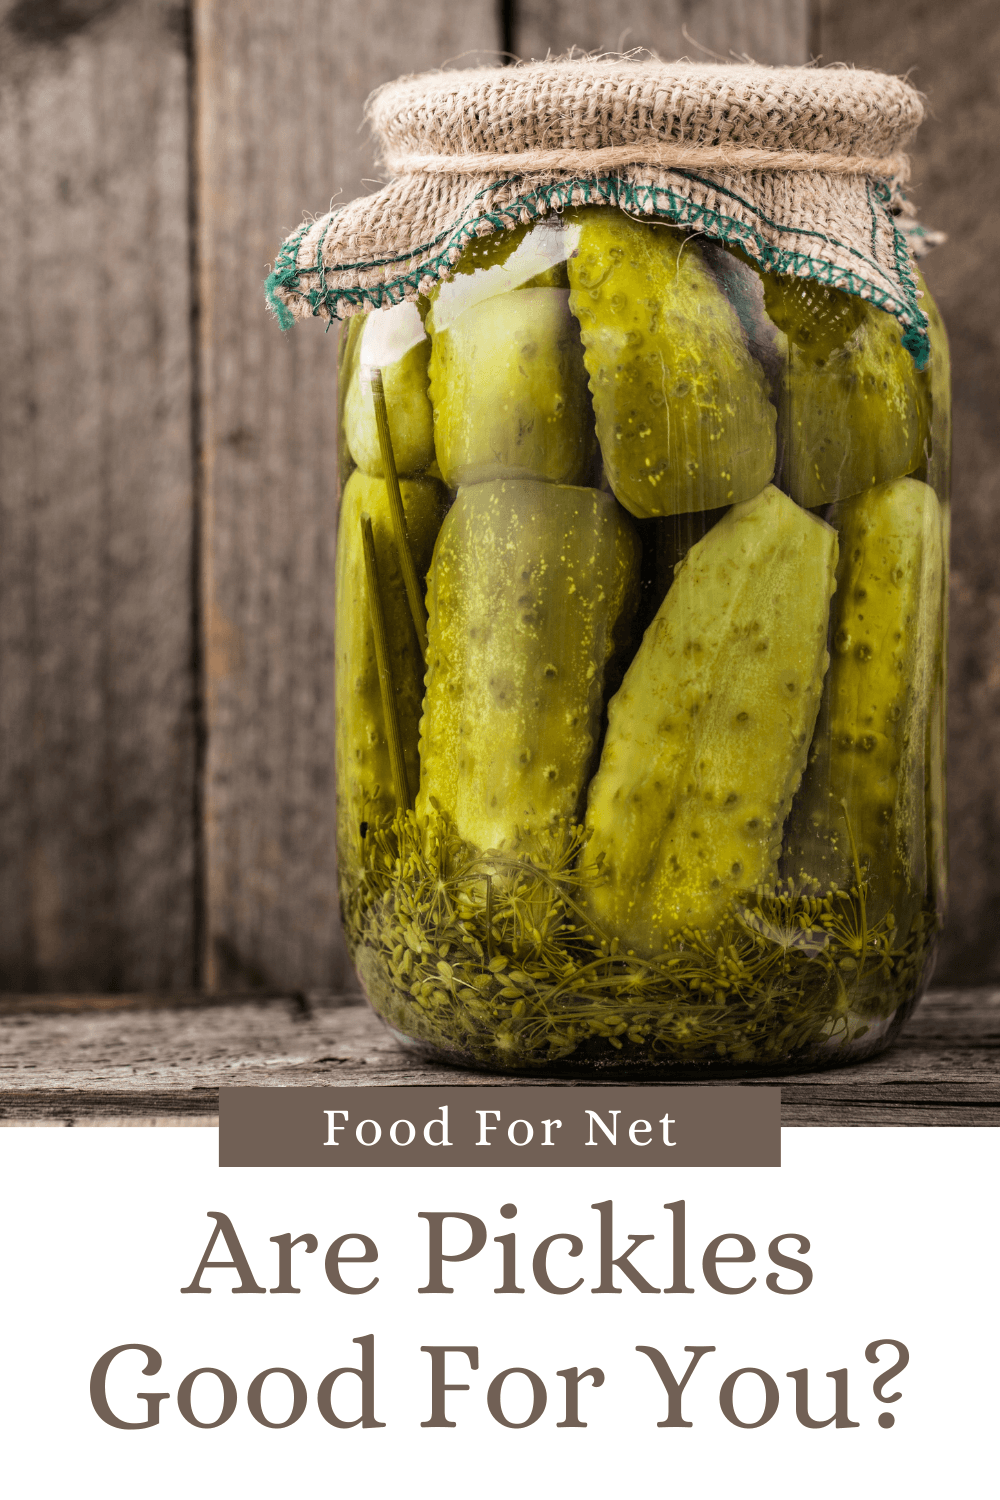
1, 0, 997, 1000
515, 0, 810, 64
816, 0, 1000, 983
0, 989, 995, 1126
195, 0, 500, 995
0, 0, 196, 991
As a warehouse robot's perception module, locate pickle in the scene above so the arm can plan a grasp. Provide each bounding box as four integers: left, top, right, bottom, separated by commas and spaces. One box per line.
335, 469, 447, 874
586, 485, 837, 952
762, 273, 930, 508
566, 209, 776, 519
338, 312, 365, 491
417, 478, 640, 851
343, 302, 435, 478
913, 268, 951, 498
428, 288, 594, 487
783, 477, 943, 929
912, 272, 950, 908
926, 499, 949, 909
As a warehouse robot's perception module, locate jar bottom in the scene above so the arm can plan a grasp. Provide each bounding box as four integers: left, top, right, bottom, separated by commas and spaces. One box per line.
342, 810, 940, 1082
367, 987, 925, 1080
352, 929, 937, 1080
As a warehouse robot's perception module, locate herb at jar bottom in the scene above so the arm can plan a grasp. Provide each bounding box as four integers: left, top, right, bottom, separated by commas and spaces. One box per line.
341, 807, 938, 1074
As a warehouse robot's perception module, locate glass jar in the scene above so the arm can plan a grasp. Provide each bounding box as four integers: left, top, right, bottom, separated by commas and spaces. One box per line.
334, 208, 949, 1076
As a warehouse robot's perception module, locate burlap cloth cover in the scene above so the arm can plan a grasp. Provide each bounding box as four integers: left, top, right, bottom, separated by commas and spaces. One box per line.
267, 60, 931, 365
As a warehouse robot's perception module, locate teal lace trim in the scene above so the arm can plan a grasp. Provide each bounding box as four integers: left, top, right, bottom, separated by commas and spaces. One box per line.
266, 172, 929, 368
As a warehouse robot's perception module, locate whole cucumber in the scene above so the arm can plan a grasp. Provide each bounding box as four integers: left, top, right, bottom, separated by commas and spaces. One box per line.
335, 469, 447, 875
782, 477, 944, 929
762, 273, 930, 509
567, 208, 776, 519
417, 478, 639, 851
586, 485, 837, 952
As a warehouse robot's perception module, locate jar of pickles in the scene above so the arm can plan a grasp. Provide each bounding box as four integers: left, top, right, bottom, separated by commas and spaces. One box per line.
271, 61, 949, 1075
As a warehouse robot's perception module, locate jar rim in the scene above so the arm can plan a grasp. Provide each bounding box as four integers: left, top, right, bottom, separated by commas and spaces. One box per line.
267, 60, 931, 370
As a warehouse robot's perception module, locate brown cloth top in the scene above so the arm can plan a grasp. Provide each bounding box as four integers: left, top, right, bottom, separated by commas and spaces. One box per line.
266, 60, 930, 364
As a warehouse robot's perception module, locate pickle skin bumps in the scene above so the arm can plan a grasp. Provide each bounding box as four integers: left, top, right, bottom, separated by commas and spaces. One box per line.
567, 209, 777, 519
417, 478, 640, 852
783, 477, 944, 928
585, 485, 837, 952
761, 273, 930, 509
343, 304, 436, 478
335, 470, 447, 874
428, 288, 594, 488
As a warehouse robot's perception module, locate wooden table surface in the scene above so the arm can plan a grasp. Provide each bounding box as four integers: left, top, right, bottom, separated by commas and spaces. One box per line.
0, 987, 996, 1128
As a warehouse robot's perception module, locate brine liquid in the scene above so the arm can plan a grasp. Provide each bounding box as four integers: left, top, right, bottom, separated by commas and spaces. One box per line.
335, 212, 948, 1074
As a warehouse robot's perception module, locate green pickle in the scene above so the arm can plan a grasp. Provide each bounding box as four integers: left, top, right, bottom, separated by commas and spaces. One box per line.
926, 499, 949, 909
567, 209, 776, 517
762, 273, 929, 508
335, 210, 947, 1077
913, 269, 951, 496
913, 271, 951, 909
585, 486, 837, 952
343, 301, 436, 478
783, 477, 944, 932
335, 469, 446, 879
428, 289, 594, 487
417, 478, 639, 850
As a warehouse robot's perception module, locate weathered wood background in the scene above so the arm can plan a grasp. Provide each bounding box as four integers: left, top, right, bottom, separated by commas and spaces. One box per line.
1, 0, 997, 997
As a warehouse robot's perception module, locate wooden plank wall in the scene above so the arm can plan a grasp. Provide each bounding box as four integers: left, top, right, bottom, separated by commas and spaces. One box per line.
517, 0, 809, 61
1, 0, 997, 995
194, 0, 498, 993
0, 0, 196, 992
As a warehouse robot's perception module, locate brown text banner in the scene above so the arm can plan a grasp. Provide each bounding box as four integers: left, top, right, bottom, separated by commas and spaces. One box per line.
219, 1086, 780, 1167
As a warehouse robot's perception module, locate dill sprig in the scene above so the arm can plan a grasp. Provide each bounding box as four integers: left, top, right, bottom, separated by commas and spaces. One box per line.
341, 806, 938, 1074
